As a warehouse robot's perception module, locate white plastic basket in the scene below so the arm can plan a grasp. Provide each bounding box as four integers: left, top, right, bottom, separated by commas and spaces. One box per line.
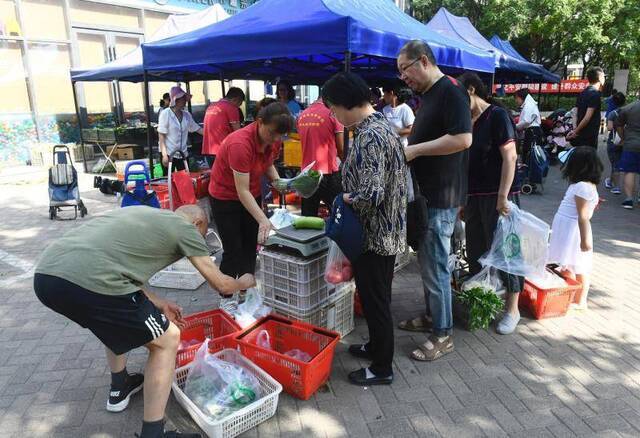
173, 348, 282, 438
148, 256, 215, 290
259, 248, 326, 283
265, 282, 355, 338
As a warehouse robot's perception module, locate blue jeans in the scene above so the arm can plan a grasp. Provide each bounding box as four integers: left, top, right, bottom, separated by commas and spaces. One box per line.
416, 206, 458, 336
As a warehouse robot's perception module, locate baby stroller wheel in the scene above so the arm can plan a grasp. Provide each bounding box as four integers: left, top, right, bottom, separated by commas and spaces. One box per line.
521, 184, 533, 195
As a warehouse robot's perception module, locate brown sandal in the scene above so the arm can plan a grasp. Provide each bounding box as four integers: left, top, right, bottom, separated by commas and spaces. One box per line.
411, 335, 454, 362
398, 316, 432, 332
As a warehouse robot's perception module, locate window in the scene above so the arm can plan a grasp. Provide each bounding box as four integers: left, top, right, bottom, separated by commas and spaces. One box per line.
0, 41, 31, 114
29, 43, 75, 113
0, 0, 19, 36
144, 10, 169, 39
70, 0, 140, 30
75, 32, 111, 114
21, 0, 68, 40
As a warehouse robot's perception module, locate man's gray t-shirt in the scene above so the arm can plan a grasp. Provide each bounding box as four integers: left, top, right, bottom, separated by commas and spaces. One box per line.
618, 101, 640, 153
35, 207, 210, 295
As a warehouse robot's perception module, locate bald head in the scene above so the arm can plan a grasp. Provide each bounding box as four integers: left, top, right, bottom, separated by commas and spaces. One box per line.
175, 205, 209, 236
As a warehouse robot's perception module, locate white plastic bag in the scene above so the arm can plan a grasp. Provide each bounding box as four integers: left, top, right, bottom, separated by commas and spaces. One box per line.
269, 208, 295, 229
184, 340, 262, 420
324, 241, 353, 284
234, 288, 272, 329
284, 349, 312, 362
479, 202, 550, 277
256, 330, 271, 350
462, 266, 503, 295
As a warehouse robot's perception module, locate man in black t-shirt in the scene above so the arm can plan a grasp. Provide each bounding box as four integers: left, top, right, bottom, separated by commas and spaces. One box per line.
568, 67, 605, 149
396, 40, 472, 363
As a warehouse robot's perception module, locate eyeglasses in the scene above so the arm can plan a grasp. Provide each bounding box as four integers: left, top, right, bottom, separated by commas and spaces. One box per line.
397, 58, 420, 79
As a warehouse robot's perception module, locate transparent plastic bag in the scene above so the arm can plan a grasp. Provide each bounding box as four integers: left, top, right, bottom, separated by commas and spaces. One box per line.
256, 330, 271, 350
479, 202, 550, 277
184, 340, 262, 420
462, 266, 503, 295
284, 349, 312, 362
271, 161, 323, 198
234, 288, 272, 329
324, 241, 353, 284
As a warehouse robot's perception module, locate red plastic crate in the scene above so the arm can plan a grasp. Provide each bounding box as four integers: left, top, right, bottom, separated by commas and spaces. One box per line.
147, 183, 170, 209
235, 314, 340, 400
520, 269, 581, 319
354, 290, 363, 317
175, 309, 241, 367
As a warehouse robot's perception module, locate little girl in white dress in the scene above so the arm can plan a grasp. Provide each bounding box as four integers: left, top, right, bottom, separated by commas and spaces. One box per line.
548, 147, 603, 309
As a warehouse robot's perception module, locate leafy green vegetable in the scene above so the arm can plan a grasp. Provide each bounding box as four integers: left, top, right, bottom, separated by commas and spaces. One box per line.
272, 169, 322, 198
456, 286, 504, 331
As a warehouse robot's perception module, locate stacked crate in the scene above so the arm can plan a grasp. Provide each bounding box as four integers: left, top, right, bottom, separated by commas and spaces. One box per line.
259, 248, 355, 337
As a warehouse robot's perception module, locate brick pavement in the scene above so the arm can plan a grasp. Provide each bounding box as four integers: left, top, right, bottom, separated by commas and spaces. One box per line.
1, 153, 640, 437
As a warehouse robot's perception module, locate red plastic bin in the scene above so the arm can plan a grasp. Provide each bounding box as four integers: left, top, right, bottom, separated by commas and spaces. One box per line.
175, 309, 241, 367
520, 269, 581, 319
235, 314, 340, 400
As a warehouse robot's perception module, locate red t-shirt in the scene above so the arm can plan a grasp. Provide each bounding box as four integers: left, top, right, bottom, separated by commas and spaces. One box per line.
209, 122, 280, 200
201, 99, 240, 156
297, 100, 343, 174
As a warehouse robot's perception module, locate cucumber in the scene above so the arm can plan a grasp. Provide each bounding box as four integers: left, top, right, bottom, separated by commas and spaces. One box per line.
293, 216, 325, 230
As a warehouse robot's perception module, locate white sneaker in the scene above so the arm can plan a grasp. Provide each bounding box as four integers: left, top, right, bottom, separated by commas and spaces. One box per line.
218, 293, 239, 315
604, 178, 612, 189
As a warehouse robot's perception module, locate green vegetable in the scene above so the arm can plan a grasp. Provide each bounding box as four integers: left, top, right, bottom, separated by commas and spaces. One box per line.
271, 169, 322, 198
456, 286, 504, 331
293, 216, 325, 230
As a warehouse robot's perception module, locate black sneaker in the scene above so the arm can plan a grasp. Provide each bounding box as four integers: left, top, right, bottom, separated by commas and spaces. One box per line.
107, 372, 144, 412
348, 344, 372, 360
622, 199, 634, 210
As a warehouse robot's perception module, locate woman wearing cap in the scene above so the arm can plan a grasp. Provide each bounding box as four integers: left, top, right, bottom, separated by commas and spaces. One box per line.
157, 86, 203, 175
208, 102, 293, 311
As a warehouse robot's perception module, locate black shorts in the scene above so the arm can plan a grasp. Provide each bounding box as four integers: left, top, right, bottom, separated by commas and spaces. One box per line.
34, 273, 170, 355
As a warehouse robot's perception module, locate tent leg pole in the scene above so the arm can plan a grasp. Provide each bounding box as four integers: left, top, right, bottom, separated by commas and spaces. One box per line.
186, 81, 192, 113
143, 71, 153, 171
220, 73, 226, 96
343, 51, 352, 157
71, 80, 88, 173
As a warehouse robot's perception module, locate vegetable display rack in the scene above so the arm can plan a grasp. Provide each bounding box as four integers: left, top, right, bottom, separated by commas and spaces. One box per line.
235, 314, 340, 400
173, 348, 282, 438
175, 309, 242, 367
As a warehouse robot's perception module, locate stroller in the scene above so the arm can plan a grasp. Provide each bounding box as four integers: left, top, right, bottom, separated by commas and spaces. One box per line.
48, 145, 87, 220
518, 143, 550, 195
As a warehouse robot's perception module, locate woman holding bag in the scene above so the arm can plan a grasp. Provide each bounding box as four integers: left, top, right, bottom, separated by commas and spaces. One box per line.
321, 72, 407, 386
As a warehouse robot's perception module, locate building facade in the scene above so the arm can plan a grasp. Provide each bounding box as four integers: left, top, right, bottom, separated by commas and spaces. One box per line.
0, 0, 257, 163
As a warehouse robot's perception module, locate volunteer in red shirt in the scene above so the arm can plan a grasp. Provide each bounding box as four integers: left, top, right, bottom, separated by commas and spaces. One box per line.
297, 97, 344, 216
209, 102, 293, 283
202, 87, 245, 168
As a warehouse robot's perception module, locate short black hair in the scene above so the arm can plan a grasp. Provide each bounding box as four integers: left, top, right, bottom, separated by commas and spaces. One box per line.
321, 72, 371, 110
399, 40, 437, 66
586, 66, 604, 84
253, 97, 277, 119
370, 87, 382, 99
612, 91, 626, 107
225, 87, 245, 101
515, 88, 530, 100
562, 146, 603, 184
257, 102, 294, 134
276, 80, 296, 101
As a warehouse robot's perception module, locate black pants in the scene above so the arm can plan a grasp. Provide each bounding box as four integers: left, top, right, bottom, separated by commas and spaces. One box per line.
301, 172, 342, 217
162, 157, 186, 177
210, 197, 259, 278
521, 126, 543, 158
571, 136, 599, 149
353, 251, 396, 376
465, 195, 524, 293
205, 155, 216, 169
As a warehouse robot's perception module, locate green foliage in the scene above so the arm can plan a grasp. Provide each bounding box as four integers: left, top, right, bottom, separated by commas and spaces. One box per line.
457, 286, 504, 331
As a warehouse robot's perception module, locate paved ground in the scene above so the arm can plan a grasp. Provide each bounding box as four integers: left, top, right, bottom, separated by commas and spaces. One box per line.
1, 150, 640, 437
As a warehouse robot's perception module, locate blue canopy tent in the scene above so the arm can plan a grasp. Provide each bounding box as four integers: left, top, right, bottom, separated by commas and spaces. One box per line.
489, 35, 528, 63
426, 8, 559, 84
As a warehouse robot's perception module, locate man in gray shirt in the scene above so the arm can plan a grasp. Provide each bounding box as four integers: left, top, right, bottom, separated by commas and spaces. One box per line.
616, 100, 640, 209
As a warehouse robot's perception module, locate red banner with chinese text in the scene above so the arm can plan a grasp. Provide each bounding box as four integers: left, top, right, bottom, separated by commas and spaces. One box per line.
493, 79, 589, 94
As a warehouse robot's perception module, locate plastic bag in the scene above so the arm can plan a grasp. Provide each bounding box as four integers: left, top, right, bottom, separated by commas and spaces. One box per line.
184, 340, 262, 420
462, 266, 503, 295
271, 161, 323, 198
284, 349, 312, 362
269, 208, 295, 229
324, 241, 353, 284
256, 330, 271, 350
234, 288, 272, 329
527, 270, 567, 289
479, 202, 550, 277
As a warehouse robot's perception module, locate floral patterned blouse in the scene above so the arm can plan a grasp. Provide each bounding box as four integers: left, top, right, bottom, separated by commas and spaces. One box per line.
342, 112, 407, 256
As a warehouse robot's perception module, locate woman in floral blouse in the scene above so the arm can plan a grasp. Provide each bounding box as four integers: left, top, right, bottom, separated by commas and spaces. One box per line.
322, 72, 407, 386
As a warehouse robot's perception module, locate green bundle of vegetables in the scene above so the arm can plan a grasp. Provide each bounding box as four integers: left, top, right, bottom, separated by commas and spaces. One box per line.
272, 163, 322, 198
456, 286, 504, 331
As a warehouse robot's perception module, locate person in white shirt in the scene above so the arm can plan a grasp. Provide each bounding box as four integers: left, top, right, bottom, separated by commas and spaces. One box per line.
515, 88, 542, 157
157, 86, 203, 174
381, 82, 415, 147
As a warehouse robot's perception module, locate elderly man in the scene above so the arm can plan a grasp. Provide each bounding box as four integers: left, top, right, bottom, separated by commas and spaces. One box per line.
397, 40, 472, 362
34, 205, 254, 438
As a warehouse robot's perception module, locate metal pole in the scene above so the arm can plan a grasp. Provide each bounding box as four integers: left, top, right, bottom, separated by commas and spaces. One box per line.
343, 51, 352, 157
220, 72, 226, 96
143, 70, 154, 170
71, 80, 88, 173
186, 81, 193, 113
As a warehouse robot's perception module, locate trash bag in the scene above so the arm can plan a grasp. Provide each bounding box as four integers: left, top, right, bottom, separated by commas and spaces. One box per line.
324, 241, 353, 284
271, 161, 322, 198
479, 202, 550, 277
184, 340, 261, 420
234, 288, 271, 329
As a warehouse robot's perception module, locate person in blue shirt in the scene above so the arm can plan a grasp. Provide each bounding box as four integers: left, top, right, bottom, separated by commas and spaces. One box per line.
277, 80, 302, 118
605, 89, 619, 118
